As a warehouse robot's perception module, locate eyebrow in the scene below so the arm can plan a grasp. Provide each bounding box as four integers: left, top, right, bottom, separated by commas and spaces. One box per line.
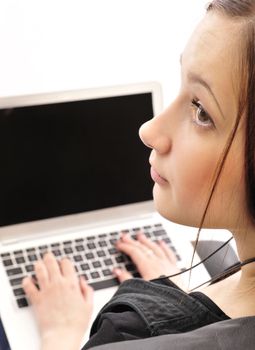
180, 54, 225, 120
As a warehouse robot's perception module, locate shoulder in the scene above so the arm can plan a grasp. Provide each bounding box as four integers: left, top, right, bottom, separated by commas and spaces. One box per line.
82, 308, 149, 349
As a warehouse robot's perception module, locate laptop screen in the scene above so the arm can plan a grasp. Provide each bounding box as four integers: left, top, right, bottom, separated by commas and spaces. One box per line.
0, 92, 154, 227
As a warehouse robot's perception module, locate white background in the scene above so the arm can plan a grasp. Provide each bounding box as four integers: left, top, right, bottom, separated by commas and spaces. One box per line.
0, 0, 208, 108
0, 0, 233, 247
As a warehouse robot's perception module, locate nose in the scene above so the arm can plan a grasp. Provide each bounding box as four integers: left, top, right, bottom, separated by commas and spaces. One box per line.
139, 112, 172, 154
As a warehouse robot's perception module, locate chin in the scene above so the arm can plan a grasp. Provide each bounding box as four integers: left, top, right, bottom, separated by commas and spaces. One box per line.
153, 192, 202, 228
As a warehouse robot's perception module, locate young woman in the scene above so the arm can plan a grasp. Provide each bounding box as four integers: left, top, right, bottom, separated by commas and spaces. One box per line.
21, 1, 255, 349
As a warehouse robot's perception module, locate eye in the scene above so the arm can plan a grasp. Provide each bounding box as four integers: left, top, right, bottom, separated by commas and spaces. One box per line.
191, 99, 215, 129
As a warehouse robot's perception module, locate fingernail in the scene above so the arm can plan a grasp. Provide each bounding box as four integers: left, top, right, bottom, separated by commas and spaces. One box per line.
22, 277, 29, 285
114, 268, 121, 276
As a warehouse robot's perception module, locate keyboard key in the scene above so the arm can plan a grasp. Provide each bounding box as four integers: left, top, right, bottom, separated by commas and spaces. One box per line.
97, 250, 106, 257
153, 230, 167, 237
99, 234, 107, 238
28, 255, 37, 262
102, 269, 112, 276
6, 267, 23, 276
1, 252, 10, 258
132, 271, 141, 278
89, 278, 119, 290
108, 247, 117, 255
81, 263, 89, 271
26, 248, 36, 253
176, 254, 181, 261
85, 252, 94, 260
15, 256, 25, 264
92, 261, 102, 268
110, 232, 118, 236
87, 242, 96, 249
74, 255, 82, 262
13, 288, 25, 297
14, 250, 23, 255
75, 238, 84, 243
17, 298, 28, 308
39, 245, 48, 250
10, 277, 24, 286
99, 241, 107, 248
154, 223, 163, 227
52, 250, 61, 257
51, 243, 60, 247
91, 271, 100, 279
144, 231, 151, 238
64, 247, 73, 254
25, 265, 34, 272
104, 258, 113, 266
110, 239, 117, 245
126, 263, 136, 272
116, 256, 124, 263
87, 236, 95, 240
76, 245, 84, 252
3, 259, 13, 267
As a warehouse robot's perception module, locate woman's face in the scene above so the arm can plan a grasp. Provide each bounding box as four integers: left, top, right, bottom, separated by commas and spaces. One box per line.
139, 13, 248, 230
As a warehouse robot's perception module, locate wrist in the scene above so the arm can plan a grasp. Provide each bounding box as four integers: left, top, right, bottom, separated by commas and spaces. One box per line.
41, 331, 82, 350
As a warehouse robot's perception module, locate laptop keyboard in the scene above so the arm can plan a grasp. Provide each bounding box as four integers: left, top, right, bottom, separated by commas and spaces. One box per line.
0, 223, 181, 308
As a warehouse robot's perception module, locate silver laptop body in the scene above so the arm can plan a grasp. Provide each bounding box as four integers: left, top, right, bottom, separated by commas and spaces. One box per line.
0, 82, 207, 349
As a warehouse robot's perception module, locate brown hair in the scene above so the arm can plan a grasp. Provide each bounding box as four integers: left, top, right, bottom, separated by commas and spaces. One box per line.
207, 0, 255, 224
189, 1, 255, 284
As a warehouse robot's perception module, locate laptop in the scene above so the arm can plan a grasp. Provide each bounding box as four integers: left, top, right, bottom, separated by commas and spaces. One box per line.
0, 82, 209, 349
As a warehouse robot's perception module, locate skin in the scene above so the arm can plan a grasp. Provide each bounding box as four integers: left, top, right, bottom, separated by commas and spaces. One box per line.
22, 11, 255, 350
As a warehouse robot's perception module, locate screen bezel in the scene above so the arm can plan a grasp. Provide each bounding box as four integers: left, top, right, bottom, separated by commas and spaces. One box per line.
0, 82, 163, 239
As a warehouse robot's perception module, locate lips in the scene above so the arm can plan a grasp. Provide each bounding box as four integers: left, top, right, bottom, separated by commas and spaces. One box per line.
150, 166, 168, 185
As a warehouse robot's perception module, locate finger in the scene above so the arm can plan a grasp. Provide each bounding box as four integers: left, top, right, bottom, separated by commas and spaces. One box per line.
137, 232, 165, 257
119, 233, 153, 255
80, 277, 94, 304
116, 239, 147, 266
113, 268, 133, 283
22, 276, 39, 304
118, 234, 158, 259
60, 257, 77, 281
34, 260, 49, 289
159, 240, 178, 262
43, 252, 61, 281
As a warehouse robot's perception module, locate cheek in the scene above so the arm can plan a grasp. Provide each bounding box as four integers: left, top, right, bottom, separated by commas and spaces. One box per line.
154, 143, 220, 227
209, 142, 246, 227
172, 145, 218, 209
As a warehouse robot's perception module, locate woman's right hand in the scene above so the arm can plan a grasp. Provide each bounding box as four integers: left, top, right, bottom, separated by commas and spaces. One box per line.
22, 252, 94, 350
114, 232, 185, 289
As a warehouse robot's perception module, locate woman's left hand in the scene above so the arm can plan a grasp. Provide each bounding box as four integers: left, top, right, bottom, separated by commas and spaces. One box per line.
113, 232, 185, 289
22, 252, 93, 350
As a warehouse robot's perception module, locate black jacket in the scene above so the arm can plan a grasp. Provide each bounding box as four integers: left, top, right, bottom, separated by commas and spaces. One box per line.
82, 278, 229, 349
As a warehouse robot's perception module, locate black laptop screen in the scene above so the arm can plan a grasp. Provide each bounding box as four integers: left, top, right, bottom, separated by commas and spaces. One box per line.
0, 93, 154, 227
